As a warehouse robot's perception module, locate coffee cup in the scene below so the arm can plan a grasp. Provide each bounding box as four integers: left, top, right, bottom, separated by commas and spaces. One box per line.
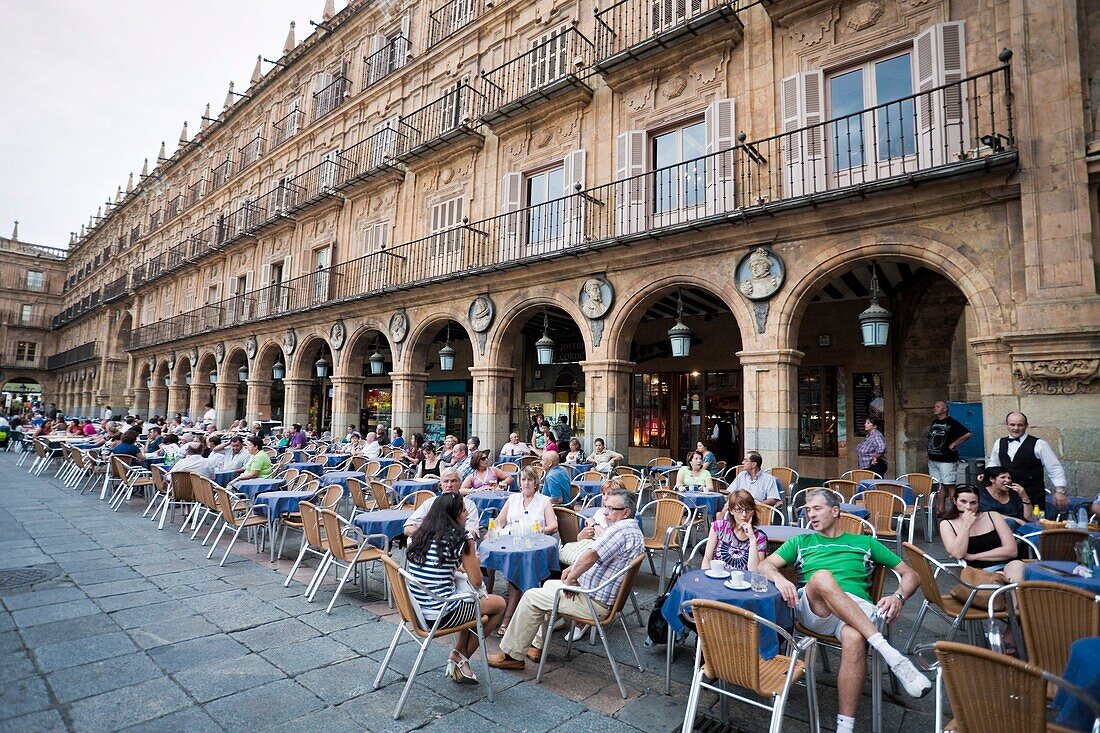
728, 570, 745, 586
709, 560, 726, 575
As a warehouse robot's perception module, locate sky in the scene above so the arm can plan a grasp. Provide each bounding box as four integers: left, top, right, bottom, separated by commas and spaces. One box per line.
0, 1, 343, 249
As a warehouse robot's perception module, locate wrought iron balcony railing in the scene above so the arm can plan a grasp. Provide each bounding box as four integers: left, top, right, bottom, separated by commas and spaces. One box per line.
481, 25, 595, 125
0, 311, 52, 329
185, 179, 205, 208
428, 0, 481, 47
395, 83, 486, 162
47, 341, 99, 370
363, 36, 410, 89
312, 75, 350, 122
238, 135, 264, 172
271, 108, 303, 147
166, 195, 182, 221
102, 274, 129, 302
210, 157, 234, 191
593, 0, 744, 74
148, 209, 163, 234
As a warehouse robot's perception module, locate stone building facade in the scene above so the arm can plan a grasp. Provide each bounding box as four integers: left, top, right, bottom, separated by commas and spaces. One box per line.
45, 0, 1100, 491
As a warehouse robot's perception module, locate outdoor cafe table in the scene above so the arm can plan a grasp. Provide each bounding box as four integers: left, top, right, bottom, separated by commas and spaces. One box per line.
678, 491, 726, 519
662, 569, 793, 693
319, 471, 366, 491
761, 524, 813, 549
321, 454, 349, 469
563, 463, 594, 478
1015, 522, 1100, 540
1023, 561, 1100, 593
478, 533, 560, 592
251, 489, 320, 561
796, 503, 871, 522
351, 509, 413, 544
213, 470, 238, 488
393, 478, 440, 503
468, 490, 512, 520
234, 477, 286, 500
573, 480, 604, 502
856, 479, 916, 504
1054, 637, 1100, 732
288, 461, 325, 476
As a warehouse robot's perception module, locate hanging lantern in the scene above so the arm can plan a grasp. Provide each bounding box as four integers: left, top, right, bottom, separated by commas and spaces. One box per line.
314, 354, 330, 379
272, 358, 286, 380
185, 372, 193, 386
145, 378, 152, 389
535, 308, 554, 366
209, 369, 218, 384
238, 364, 249, 382
369, 341, 385, 375
164, 376, 170, 387
859, 266, 892, 347
668, 290, 693, 358
438, 325, 455, 371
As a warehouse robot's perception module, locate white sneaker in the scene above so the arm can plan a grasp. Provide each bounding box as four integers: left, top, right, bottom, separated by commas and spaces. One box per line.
563, 625, 587, 642
890, 656, 932, 698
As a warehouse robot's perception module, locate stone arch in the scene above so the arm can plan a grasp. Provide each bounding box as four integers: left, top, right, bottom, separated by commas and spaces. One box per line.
290, 334, 333, 380
338, 322, 394, 376
195, 351, 218, 383
254, 340, 285, 377
223, 346, 248, 381
116, 311, 133, 351
404, 313, 476, 374
172, 354, 192, 384
484, 290, 592, 368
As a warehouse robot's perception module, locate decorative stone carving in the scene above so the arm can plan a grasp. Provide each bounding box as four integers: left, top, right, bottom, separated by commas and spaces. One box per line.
244, 336, 258, 360
664, 75, 689, 100
215, 342, 225, 364
786, 5, 840, 47
736, 247, 785, 301
753, 302, 769, 334
579, 275, 613, 319
188, 347, 199, 367
845, 0, 885, 30
468, 295, 495, 333
283, 327, 298, 356
389, 310, 408, 344
1013, 359, 1100, 395
330, 320, 346, 351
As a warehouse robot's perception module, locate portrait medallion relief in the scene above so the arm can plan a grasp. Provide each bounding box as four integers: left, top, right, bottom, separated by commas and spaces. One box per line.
215, 342, 225, 364
389, 310, 408, 344
578, 275, 613, 319
283, 328, 298, 356
468, 295, 495, 333
735, 247, 785, 301
330, 321, 347, 351
244, 336, 258, 360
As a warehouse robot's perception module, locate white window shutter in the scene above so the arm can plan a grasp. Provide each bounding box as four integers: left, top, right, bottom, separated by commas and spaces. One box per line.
916, 22, 968, 166
280, 255, 292, 311
615, 131, 646, 236
256, 262, 271, 318
499, 172, 523, 258
705, 98, 736, 215
562, 149, 587, 247
781, 71, 826, 197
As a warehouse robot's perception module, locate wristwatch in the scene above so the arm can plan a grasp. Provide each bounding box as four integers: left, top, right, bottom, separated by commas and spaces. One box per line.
892, 593, 905, 603
1055, 488, 1067, 495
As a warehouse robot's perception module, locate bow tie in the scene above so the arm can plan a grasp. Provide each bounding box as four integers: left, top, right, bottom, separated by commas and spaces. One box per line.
1007, 437, 1021, 443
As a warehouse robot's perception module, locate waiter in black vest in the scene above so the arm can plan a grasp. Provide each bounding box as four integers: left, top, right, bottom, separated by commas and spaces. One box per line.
985, 411, 1068, 512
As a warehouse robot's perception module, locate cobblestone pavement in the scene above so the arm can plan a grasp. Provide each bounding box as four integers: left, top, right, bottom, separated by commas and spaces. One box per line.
0, 453, 946, 732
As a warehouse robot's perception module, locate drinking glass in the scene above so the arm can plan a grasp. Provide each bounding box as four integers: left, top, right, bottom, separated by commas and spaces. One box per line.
750, 572, 768, 594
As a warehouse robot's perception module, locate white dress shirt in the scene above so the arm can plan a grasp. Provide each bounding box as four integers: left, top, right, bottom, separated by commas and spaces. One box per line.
986, 432, 1066, 487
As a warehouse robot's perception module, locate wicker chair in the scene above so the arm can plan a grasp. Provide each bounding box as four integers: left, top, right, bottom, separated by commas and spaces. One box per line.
312, 508, 388, 613
897, 472, 936, 541
755, 503, 787, 526
681, 599, 819, 733
381, 463, 404, 483
369, 480, 393, 509
836, 512, 877, 537
639, 499, 692, 593
346, 476, 373, 518
282, 501, 333, 595
1038, 529, 1090, 562
767, 466, 799, 500
553, 506, 582, 545
853, 490, 908, 551
933, 640, 1100, 733
278, 484, 343, 559
825, 479, 860, 502
404, 490, 436, 510
498, 461, 520, 473
206, 486, 268, 566
1016, 580, 1100, 693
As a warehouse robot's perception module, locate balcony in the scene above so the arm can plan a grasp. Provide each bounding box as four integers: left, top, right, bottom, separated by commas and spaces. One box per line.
363, 36, 409, 90
428, 0, 481, 47
394, 84, 486, 164
481, 25, 595, 127
166, 194, 182, 221
102, 274, 130, 303
127, 66, 1014, 351
47, 341, 99, 370
210, 158, 234, 192
593, 0, 743, 78
185, 180, 205, 208
271, 108, 303, 147
312, 75, 350, 123
0, 312, 52, 329
238, 135, 263, 173
148, 209, 163, 234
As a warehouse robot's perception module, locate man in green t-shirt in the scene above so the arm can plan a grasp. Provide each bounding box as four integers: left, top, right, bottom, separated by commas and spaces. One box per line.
759, 489, 930, 733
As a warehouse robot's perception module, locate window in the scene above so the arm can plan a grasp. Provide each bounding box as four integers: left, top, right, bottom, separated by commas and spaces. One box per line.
26, 270, 44, 290
631, 373, 671, 448
15, 341, 37, 362
428, 197, 464, 277
273, 175, 295, 214
205, 285, 219, 305
312, 247, 331, 303
273, 99, 301, 146
526, 166, 564, 245
653, 120, 706, 215
828, 52, 916, 172
230, 273, 252, 321
650, 0, 703, 33
20, 304, 33, 324
363, 221, 390, 256
318, 149, 340, 192
529, 28, 569, 91
798, 367, 838, 457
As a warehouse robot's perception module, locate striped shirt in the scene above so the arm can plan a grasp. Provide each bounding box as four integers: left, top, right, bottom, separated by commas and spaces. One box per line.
406, 535, 468, 619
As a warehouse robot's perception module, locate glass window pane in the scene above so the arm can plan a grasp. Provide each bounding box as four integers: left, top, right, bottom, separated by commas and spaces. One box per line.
681, 122, 706, 208
654, 131, 678, 213
829, 69, 864, 169
546, 167, 563, 240
875, 54, 915, 159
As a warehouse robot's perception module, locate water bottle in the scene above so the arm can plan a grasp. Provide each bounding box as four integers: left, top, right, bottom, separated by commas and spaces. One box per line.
1077, 507, 1088, 528
523, 510, 530, 536
487, 518, 496, 541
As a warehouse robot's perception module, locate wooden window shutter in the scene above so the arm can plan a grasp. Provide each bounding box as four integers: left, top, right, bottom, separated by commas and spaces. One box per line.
614, 131, 646, 236
705, 98, 736, 215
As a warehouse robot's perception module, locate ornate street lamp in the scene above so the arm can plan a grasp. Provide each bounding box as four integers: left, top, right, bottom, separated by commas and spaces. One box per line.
438, 325, 455, 372
369, 338, 385, 375
238, 363, 249, 382
535, 309, 554, 366
668, 290, 693, 358
272, 358, 286, 380
859, 266, 892, 348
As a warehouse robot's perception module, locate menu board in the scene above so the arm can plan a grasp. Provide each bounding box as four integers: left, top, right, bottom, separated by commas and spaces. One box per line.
852, 372, 884, 437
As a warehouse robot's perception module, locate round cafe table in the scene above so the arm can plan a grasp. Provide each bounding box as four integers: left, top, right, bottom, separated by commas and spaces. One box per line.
479, 533, 560, 592
234, 477, 286, 500
393, 478, 440, 503
213, 470, 238, 488
678, 491, 726, 519
856, 479, 915, 504
468, 490, 511, 518
760, 524, 813, 549
251, 489, 320, 561
351, 509, 413, 542
661, 569, 793, 693
319, 471, 366, 491
572, 480, 603, 502
287, 461, 324, 476
1023, 561, 1100, 593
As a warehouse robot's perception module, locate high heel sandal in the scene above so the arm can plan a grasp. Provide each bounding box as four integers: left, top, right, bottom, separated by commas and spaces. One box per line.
445, 652, 461, 679
453, 653, 478, 685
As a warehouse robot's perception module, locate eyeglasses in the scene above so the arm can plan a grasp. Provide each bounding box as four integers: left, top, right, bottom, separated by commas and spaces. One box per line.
731, 507, 754, 514
605, 505, 628, 511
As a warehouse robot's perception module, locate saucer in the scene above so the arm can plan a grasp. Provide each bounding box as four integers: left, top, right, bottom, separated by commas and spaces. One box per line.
704, 569, 729, 579
724, 579, 751, 591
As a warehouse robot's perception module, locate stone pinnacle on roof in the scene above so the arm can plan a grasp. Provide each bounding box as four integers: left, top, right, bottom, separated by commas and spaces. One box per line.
11, 221, 18, 241
283, 21, 296, 55
157, 141, 167, 163
224, 81, 236, 110
127, 172, 134, 192
69, 232, 76, 246
80, 225, 85, 238
201, 102, 212, 130
251, 55, 263, 84
95, 206, 102, 222
323, 0, 335, 21
116, 186, 123, 203
179, 121, 189, 145
141, 158, 149, 178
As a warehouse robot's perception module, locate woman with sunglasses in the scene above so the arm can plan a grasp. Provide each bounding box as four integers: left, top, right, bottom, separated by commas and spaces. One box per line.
703, 489, 768, 571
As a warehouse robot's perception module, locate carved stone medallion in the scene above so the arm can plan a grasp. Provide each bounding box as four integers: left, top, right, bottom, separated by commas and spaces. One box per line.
735, 247, 785, 301
389, 310, 408, 344
330, 320, 347, 351
579, 275, 614, 319
283, 328, 298, 356
468, 295, 495, 333
215, 342, 225, 364
244, 336, 258, 360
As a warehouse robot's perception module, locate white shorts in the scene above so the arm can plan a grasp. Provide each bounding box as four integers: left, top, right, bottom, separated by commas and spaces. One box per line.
927, 461, 959, 485
796, 588, 877, 639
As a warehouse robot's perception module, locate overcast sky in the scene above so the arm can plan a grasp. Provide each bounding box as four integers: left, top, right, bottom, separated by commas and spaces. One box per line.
0, 1, 343, 249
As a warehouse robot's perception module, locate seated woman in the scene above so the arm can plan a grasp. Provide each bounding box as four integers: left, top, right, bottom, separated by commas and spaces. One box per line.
439, 434, 457, 465
405, 492, 506, 684
674, 452, 714, 491
67, 419, 83, 436
494, 467, 559, 635
703, 489, 768, 572
563, 438, 586, 465
460, 451, 514, 494
415, 442, 444, 478
588, 437, 624, 475
693, 441, 718, 473
978, 467, 1031, 528
530, 423, 557, 458
940, 485, 1026, 582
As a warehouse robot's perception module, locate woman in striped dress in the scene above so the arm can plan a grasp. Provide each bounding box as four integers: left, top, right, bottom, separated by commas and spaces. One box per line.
405, 492, 506, 684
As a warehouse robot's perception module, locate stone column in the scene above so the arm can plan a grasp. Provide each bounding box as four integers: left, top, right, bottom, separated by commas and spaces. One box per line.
580, 359, 634, 453
166, 385, 190, 417
470, 366, 515, 457
246, 378, 274, 422
213, 377, 237, 429
148, 385, 168, 417
330, 375, 366, 437
736, 348, 804, 470
189, 383, 213, 421
282, 378, 313, 428
132, 386, 150, 417
390, 370, 428, 437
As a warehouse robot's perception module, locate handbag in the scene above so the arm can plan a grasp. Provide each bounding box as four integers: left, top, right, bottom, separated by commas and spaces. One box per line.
454, 571, 488, 599
869, 455, 888, 477
949, 565, 1006, 611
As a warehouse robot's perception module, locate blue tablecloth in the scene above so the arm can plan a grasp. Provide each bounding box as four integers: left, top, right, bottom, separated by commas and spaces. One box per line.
679, 491, 726, 518
234, 478, 286, 499
1055, 637, 1100, 731
662, 570, 792, 659
1023, 561, 1100, 592
469, 490, 511, 517
275, 448, 307, 462
322, 455, 349, 469
650, 464, 682, 475
393, 478, 440, 503
479, 534, 560, 592
1015, 522, 1100, 539
564, 463, 594, 478
352, 509, 413, 540
577, 507, 644, 533
213, 470, 238, 487
320, 471, 366, 491
251, 489, 315, 520
761, 525, 813, 546
856, 479, 916, 504
288, 461, 324, 476
573, 480, 603, 501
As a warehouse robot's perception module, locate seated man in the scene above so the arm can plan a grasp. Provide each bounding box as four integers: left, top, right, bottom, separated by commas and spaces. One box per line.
730, 451, 782, 507
758, 489, 931, 733
211, 435, 250, 474
499, 432, 530, 460
540, 450, 571, 505
171, 441, 216, 480
489, 488, 643, 669
361, 432, 383, 460
403, 469, 480, 540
